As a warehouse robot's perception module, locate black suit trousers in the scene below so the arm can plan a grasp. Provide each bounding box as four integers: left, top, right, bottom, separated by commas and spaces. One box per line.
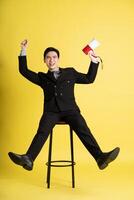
26, 110, 102, 161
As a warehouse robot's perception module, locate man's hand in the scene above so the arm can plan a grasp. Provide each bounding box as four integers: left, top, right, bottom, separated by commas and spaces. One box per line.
20, 39, 28, 49
88, 50, 100, 63
20, 39, 28, 56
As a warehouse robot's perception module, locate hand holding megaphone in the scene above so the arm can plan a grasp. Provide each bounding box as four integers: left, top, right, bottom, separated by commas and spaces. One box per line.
88, 49, 100, 63
82, 39, 103, 68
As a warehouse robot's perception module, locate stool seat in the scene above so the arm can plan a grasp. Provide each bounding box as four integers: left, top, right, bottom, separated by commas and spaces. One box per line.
46, 122, 75, 188
56, 121, 67, 125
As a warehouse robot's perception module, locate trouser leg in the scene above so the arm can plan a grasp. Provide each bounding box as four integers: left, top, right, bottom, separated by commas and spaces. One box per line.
64, 111, 103, 160
26, 112, 60, 161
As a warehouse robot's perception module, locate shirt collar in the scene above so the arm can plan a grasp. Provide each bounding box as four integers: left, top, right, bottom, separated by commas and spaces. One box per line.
49, 67, 60, 72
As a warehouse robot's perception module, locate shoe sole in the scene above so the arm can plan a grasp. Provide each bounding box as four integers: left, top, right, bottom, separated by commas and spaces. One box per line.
23, 164, 32, 171
99, 147, 120, 170
8, 152, 32, 171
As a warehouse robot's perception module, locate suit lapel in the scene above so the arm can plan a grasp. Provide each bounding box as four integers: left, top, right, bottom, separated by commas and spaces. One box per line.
46, 70, 57, 83
57, 68, 66, 83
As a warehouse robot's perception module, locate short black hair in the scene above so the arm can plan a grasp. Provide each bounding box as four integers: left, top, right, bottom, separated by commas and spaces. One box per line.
44, 47, 60, 59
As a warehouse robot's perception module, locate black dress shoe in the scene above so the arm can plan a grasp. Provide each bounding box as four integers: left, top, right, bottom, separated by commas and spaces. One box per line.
8, 152, 33, 171
97, 147, 120, 170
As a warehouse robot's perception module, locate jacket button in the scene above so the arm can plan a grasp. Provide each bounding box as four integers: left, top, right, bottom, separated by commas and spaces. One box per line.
54, 85, 56, 88
67, 80, 70, 83
55, 92, 57, 96
60, 93, 63, 96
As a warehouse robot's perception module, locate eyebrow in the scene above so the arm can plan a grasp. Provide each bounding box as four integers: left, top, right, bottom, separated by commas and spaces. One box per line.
46, 55, 57, 58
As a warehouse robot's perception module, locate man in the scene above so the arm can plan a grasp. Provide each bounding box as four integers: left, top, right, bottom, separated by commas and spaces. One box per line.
8, 40, 120, 171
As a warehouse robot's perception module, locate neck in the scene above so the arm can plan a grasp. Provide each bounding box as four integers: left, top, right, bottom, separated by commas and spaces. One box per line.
49, 67, 59, 72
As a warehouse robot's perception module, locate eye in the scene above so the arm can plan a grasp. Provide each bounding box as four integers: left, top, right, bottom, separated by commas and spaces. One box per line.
46, 56, 50, 59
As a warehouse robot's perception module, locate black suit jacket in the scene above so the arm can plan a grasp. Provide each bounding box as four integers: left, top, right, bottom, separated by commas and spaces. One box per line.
18, 56, 99, 112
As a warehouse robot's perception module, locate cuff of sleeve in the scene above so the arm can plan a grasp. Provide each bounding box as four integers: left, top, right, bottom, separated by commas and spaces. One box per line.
20, 48, 26, 56
91, 60, 99, 64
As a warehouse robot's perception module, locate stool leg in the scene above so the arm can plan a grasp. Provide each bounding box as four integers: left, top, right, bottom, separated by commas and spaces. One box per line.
46, 130, 53, 188
70, 126, 75, 188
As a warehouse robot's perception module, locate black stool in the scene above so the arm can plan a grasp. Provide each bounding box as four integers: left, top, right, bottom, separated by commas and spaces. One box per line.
46, 121, 76, 188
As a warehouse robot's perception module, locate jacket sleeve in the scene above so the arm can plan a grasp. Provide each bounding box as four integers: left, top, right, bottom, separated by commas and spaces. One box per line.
18, 56, 41, 86
72, 61, 99, 84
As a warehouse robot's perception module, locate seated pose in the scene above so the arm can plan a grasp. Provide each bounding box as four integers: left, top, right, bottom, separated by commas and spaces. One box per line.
8, 40, 120, 171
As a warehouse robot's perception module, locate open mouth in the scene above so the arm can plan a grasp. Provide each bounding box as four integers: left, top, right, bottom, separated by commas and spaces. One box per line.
50, 63, 55, 67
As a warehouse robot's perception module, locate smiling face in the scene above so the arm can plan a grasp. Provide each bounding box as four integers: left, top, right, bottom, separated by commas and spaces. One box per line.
44, 51, 59, 71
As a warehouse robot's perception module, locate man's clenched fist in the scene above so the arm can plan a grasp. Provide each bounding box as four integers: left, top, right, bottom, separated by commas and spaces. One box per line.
21, 39, 28, 49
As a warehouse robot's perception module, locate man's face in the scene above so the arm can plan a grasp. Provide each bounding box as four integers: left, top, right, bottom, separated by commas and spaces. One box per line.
44, 51, 59, 70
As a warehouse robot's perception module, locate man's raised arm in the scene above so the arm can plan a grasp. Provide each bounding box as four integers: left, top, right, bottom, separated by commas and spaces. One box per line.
73, 51, 100, 84
18, 40, 41, 86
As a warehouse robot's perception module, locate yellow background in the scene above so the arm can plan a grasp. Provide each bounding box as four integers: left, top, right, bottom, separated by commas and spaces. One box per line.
0, 0, 134, 199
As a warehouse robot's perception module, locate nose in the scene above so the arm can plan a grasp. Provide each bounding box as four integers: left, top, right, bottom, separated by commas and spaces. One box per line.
50, 58, 54, 62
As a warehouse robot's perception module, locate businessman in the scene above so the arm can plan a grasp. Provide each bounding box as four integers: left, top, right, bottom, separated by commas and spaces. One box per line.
8, 40, 120, 171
